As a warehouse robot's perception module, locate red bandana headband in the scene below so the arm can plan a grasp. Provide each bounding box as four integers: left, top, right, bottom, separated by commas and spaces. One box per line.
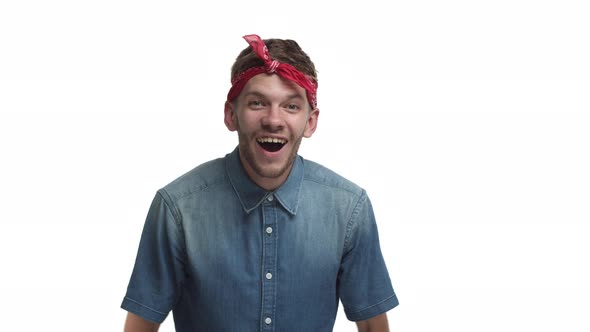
226, 34, 318, 109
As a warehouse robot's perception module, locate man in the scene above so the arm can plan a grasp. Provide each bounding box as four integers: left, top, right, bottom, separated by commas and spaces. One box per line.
122, 34, 399, 332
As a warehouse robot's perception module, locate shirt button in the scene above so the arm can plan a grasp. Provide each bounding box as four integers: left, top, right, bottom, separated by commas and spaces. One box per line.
265, 317, 272, 325
265, 227, 273, 234
267, 194, 274, 202
265, 272, 273, 280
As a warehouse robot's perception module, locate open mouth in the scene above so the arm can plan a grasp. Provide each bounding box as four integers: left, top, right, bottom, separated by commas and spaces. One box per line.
257, 137, 286, 152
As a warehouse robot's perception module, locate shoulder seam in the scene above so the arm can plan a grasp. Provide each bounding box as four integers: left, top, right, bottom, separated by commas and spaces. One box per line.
303, 177, 362, 196
342, 189, 367, 252
156, 189, 182, 226
173, 176, 229, 201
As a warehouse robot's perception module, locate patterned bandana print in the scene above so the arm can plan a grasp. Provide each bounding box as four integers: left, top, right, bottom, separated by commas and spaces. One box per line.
226, 34, 318, 109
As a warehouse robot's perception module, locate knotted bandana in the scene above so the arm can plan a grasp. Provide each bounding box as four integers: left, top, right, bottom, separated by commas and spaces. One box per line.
226, 34, 318, 109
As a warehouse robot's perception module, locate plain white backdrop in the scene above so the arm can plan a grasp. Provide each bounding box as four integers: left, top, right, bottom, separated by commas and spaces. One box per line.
1, 0, 589, 331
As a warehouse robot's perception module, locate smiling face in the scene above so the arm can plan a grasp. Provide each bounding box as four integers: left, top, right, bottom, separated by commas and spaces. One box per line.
225, 73, 319, 190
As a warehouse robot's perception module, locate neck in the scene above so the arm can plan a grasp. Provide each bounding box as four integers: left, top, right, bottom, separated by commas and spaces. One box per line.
238, 154, 292, 191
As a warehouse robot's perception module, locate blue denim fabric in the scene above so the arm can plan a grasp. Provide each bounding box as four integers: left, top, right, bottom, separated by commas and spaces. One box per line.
122, 147, 398, 331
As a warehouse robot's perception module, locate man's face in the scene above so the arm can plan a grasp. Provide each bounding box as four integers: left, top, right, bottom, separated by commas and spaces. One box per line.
225, 74, 319, 190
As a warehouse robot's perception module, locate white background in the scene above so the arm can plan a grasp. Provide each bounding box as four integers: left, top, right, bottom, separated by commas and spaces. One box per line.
1, 0, 589, 331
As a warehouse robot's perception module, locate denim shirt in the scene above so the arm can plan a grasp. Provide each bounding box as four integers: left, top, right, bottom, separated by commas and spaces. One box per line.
122, 148, 398, 332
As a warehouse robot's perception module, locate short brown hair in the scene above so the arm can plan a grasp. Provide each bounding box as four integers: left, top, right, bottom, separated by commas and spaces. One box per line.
230, 38, 318, 85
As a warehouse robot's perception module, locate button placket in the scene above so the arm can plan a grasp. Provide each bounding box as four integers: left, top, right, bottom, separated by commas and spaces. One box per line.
261, 199, 277, 331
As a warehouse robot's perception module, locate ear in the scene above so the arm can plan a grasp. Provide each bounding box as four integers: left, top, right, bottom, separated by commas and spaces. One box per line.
224, 101, 237, 131
303, 108, 319, 138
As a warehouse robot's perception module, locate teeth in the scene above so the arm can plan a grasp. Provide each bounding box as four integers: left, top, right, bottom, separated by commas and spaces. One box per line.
257, 137, 286, 144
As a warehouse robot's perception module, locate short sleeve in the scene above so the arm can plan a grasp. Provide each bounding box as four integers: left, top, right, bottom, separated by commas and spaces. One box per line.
338, 191, 399, 321
121, 190, 186, 323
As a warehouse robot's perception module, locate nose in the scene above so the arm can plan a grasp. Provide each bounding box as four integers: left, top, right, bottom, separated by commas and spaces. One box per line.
261, 104, 284, 131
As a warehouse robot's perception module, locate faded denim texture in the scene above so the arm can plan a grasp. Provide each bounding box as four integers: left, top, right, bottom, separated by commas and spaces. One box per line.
122, 147, 398, 332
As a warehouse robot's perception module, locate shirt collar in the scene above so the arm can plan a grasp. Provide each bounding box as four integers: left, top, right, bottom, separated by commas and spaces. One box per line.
225, 147, 303, 215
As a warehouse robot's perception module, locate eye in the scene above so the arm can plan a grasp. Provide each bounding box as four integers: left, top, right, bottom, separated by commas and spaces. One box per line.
284, 103, 301, 112
247, 100, 265, 109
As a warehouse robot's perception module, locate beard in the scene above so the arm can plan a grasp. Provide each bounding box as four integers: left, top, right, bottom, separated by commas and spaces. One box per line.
237, 128, 303, 181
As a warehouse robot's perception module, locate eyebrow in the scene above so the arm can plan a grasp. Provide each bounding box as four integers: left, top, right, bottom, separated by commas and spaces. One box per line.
242, 91, 305, 101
